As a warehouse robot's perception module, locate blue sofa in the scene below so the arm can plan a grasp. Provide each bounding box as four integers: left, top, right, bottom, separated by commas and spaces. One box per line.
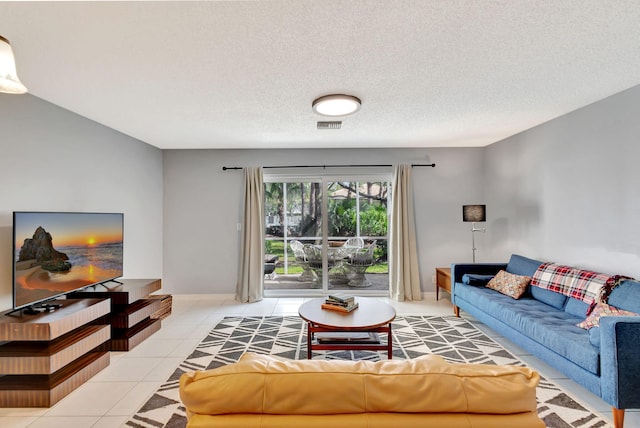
451, 254, 640, 428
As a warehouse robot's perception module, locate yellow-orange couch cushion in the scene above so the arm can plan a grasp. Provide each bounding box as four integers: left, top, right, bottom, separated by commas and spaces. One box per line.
180, 352, 540, 417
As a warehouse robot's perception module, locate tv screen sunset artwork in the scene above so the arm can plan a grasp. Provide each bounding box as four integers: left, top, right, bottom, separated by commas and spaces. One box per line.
13, 212, 124, 309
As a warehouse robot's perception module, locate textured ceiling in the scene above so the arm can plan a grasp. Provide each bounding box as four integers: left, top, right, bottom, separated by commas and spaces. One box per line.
1, 1, 639, 149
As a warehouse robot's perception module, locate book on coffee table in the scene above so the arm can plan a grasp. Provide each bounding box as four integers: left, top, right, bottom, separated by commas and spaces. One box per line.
321, 302, 359, 313
327, 294, 355, 305
315, 331, 380, 344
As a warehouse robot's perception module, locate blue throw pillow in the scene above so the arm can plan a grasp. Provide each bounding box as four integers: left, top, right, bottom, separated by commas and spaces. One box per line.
462, 274, 494, 286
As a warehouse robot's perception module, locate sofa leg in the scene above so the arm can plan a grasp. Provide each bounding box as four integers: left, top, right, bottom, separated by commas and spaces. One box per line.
453, 305, 460, 317
612, 407, 624, 428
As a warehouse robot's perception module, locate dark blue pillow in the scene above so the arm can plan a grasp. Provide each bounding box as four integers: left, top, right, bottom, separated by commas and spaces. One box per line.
462, 274, 494, 286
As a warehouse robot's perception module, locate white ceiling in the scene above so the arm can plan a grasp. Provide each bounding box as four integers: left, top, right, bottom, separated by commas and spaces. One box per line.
1, 1, 639, 150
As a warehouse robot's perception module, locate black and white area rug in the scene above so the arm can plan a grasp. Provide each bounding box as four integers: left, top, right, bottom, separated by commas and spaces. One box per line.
126, 315, 611, 428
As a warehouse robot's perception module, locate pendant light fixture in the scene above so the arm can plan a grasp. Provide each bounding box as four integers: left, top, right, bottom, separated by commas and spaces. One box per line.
0, 35, 28, 94
312, 94, 361, 116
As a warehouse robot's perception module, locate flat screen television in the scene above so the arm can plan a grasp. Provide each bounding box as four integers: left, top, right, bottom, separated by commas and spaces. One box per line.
12, 211, 124, 311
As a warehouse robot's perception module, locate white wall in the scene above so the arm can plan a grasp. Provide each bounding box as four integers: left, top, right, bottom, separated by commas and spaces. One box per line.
0, 94, 163, 311
162, 148, 486, 294
485, 84, 640, 278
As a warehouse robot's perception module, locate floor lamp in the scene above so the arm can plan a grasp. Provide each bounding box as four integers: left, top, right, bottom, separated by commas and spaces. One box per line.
462, 205, 486, 263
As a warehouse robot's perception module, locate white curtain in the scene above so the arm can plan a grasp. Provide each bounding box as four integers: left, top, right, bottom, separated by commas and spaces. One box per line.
235, 167, 264, 303
389, 164, 422, 301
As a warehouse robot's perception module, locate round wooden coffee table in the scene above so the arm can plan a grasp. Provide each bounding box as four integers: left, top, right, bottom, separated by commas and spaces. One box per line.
298, 297, 396, 359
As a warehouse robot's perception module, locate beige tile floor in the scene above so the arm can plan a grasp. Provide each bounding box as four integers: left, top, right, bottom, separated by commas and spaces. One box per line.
0, 294, 636, 428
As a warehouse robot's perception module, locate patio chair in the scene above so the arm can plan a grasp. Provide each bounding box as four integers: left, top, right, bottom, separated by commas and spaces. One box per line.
290, 240, 316, 282
346, 240, 377, 287
340, 237, 364, 259
302, 244, 325, 288
344, 237, 364, 250
264, 254, 279, 280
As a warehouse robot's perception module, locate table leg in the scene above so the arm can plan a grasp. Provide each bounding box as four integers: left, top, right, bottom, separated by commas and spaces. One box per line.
307, 323, 312, 359
387, 324, 393, 359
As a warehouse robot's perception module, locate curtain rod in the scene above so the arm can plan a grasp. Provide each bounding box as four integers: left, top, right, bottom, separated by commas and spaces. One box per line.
222, 163, 436, 171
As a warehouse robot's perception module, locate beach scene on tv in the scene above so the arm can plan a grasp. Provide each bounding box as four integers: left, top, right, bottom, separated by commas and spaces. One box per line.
13, 212, 123, 309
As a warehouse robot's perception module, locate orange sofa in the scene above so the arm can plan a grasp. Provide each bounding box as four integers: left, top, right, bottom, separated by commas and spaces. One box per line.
179, 352, 544, 428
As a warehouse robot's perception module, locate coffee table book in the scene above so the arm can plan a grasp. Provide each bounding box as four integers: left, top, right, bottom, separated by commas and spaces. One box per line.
315, 331, 379, 344
321, 302, 359, 313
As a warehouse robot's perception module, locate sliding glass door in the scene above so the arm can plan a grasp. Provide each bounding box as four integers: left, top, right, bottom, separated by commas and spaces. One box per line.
264, 175, 389, 295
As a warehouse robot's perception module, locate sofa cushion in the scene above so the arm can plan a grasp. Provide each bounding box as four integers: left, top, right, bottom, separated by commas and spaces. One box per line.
531, 286, 567, 310
577, 302, 639, 329
608, 279, 640, 313
179, 352, 540, 417
506, 255, 567, 308
564, 298, 590, 318
486, 270, 531, 299
506, 254, 543, 277
462, 273, 494, 286
455, 284, 600, 374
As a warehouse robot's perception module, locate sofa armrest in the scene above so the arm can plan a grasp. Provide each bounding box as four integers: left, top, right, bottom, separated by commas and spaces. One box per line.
599, 316, 640, 409
450, 263, 507, 284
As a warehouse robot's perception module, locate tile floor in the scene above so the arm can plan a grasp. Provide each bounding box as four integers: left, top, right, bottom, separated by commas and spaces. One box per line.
0, 293, 636, 428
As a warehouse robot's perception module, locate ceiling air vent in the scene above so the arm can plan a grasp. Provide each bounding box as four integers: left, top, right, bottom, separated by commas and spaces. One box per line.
317, 121, 342, 130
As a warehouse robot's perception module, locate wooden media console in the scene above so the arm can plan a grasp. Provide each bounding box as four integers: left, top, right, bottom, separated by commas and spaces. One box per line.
0, 278, 168, 407
0, 298, 111, 407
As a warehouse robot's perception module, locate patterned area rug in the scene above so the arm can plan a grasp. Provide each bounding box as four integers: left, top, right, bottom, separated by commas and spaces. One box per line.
126, 315, 611, 428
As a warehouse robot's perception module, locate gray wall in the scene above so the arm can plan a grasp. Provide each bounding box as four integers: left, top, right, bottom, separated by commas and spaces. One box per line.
0, 94, 163, 311
485, 84, 640, 278
162, 148, 486, 294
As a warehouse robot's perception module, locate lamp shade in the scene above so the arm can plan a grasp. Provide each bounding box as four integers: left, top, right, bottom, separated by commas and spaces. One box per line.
0, 36, 28, 94
463, 205, 486, 222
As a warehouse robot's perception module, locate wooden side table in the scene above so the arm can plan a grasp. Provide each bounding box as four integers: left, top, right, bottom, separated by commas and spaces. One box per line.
435, 267, 451, 301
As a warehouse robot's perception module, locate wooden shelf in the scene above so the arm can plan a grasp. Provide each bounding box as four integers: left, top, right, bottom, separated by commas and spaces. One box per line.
0, 324, 110, 375
0, 299, 111, 341
70, 278, 161, 306
107, 318, 162, 351
0, 351, 110, 407
71, 278, 165, 351
109, 299, 162, 329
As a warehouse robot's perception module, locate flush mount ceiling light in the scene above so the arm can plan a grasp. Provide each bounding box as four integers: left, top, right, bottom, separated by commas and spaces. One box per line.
312, 94, 361, 116
0, 35, 28, 94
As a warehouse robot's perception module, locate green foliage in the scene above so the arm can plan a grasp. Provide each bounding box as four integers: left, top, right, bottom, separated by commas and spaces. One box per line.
327, 199, 388, 237
328, 199, 356, 236
359, 205, 388, 236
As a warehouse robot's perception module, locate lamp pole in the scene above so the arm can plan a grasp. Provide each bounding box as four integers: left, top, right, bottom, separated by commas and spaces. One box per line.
470, 222, 485, 263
